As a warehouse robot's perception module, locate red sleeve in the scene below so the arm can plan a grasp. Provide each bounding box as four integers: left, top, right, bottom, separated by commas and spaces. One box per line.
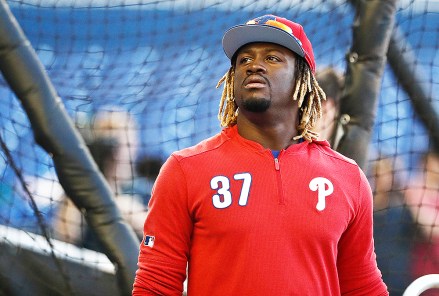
132, 155, 192, 295
337, 168, 389, 295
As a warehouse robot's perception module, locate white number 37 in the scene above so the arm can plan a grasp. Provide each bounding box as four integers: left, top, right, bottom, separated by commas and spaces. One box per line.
210, 173, 252, 209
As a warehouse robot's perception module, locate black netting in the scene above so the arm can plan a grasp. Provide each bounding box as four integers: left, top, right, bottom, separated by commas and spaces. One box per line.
0, 1, 438, 295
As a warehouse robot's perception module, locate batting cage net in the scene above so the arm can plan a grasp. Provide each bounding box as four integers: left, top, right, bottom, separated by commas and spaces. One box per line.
0, 0, 438, 295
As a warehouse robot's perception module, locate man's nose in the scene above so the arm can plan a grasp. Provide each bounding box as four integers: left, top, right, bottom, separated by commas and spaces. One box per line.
246, 59, 266, 74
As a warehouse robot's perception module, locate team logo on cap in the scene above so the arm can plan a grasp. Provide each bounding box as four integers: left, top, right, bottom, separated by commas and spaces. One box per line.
247, 15, 293, 34
246, 15, 301, 46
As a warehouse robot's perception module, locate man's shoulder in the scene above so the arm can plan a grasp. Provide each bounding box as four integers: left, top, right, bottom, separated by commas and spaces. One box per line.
172, 129, 231, 160
311, 140, 357, 167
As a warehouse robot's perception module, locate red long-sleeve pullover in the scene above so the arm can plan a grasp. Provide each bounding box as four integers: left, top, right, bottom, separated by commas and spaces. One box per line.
133, 125, 388, 296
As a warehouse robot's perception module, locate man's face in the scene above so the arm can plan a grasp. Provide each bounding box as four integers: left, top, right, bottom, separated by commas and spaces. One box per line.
233, 42, 297, 113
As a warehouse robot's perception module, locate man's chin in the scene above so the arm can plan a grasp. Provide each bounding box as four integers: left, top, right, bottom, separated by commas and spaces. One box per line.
242, 99, 270, 112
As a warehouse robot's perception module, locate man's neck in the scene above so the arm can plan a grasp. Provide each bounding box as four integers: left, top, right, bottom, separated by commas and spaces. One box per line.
236, 118, 299, 151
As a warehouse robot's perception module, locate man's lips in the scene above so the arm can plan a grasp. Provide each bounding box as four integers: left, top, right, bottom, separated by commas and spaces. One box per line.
244, 76, 267, 89
245, 82, 266, 89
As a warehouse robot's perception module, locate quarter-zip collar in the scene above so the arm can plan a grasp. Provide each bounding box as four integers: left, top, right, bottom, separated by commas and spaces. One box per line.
223, 125, 329, 155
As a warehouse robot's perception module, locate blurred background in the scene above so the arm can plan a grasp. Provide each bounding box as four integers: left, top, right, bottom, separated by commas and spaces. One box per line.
0, 0, 438, 295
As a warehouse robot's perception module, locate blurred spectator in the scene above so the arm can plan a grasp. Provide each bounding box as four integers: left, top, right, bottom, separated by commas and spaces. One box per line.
88, 107, 139, 195
371, 157, 416, 295
53, 108, 147, 251
315, 67, 344, 145
405, 150, 439, 293
135, 155, 163, 206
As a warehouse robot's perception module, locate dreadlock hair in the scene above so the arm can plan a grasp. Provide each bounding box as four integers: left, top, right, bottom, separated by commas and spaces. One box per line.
216, 57, 326, 142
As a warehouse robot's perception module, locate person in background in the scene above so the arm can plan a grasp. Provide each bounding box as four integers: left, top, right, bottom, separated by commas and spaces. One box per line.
405, 150, 439, 295
53, 108, 147, 251
133, 14, 387, 295
314, 66, 344, 144
371, 156, 416, 295
90, 107, 139, 196
135, 155, 164, 206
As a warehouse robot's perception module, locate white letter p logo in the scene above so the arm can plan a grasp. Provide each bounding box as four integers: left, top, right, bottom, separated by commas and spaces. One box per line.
309, 177, 334, 211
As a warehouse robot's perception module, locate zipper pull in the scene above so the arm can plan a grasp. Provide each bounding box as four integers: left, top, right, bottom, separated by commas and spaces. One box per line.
274, 158, 280, 170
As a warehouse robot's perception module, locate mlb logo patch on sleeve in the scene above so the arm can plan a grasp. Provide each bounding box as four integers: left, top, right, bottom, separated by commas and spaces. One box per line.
144, 235, 155, 248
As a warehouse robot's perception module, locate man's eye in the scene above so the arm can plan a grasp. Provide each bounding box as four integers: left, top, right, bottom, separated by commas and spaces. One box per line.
267, 55, 280, 62
239, 57, 252, 64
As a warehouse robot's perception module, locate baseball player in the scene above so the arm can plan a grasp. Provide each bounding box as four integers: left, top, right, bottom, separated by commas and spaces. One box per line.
133, 15, 388, 295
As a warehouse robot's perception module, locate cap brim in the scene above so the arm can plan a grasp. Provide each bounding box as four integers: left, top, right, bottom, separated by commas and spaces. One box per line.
222, 24, 305, 60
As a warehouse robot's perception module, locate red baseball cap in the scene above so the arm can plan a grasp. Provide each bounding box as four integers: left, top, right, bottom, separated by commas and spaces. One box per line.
222, 15, 316, 73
